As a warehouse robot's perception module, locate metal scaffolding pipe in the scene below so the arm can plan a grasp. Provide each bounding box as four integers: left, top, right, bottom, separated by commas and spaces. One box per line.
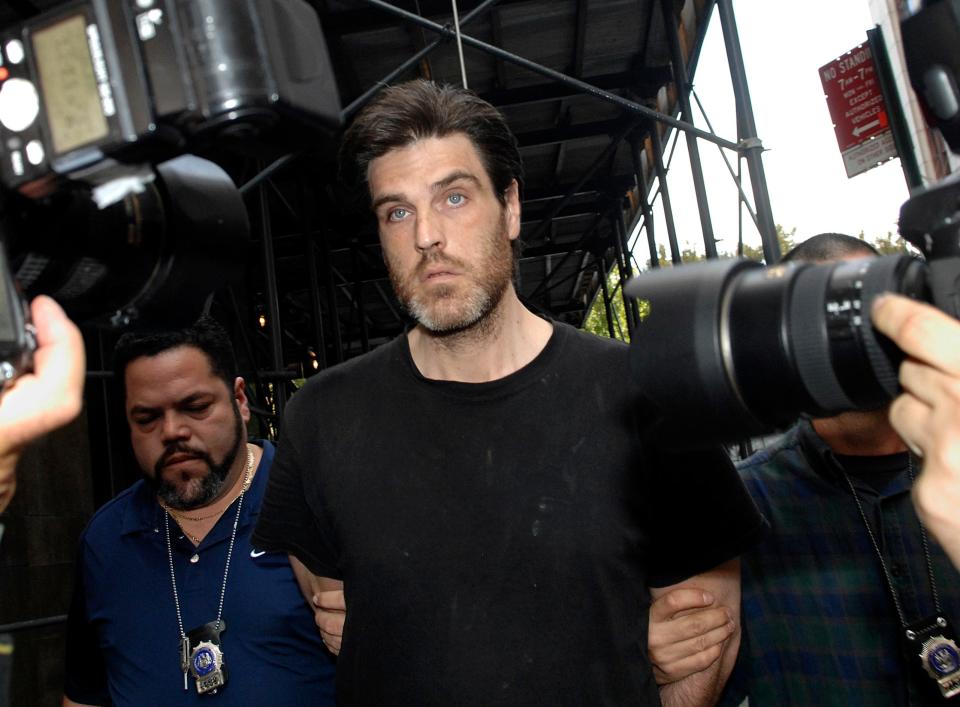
609, 202, 639, 332
297, 183, 329, 372
306, 238, 328, 371
342, 0, 502, 119
596, 252, 617, 338
362, 0, 741, 151
239, 1, 501, 197
690, 88, 760, 231
629, 135, 660, 269
661, 0, 717, 259
240, 153, 299, 197
716, 0, 780, 263
867, 26, 923, 191
526, 121, 638, 244
648, 125, 683, 264
258, 181, 288, 422
322, 231, 345, 364
530, 212, 604, 301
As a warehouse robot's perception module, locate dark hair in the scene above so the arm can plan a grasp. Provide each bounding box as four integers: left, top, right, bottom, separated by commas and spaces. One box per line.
340, 79, 524, 205
780, 232, 879, 264
112, 316, 238, 400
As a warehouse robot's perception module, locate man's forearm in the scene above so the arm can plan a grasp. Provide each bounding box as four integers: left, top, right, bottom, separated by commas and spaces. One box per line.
658, 626, 740, 707
288, 554, 341, 604
288, 555, 345, 653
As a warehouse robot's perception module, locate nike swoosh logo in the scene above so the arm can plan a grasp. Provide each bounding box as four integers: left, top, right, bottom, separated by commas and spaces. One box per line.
250, 549, 266, 558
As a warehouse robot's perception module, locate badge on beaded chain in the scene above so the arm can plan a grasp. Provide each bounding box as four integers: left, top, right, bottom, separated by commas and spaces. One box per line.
191, 640, 226, 694
187, 620, 229, 695
905, 616, 960, 699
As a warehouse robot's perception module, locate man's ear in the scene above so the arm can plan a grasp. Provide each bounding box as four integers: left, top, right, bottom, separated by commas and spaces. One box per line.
504, 180, 521, 241
233, 377, 251, 423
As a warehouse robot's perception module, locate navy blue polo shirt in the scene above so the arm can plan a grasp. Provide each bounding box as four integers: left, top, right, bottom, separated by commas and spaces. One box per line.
64, 441, 336, 706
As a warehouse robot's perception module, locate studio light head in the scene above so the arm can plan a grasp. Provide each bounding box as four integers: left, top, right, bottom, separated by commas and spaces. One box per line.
0, 0, 341, 329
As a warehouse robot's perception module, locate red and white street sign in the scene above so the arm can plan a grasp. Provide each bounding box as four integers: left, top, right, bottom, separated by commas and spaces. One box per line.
820, 42, 898, 178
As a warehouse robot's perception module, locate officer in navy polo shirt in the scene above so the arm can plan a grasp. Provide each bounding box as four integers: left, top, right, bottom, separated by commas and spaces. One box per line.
62, 317, 335, 706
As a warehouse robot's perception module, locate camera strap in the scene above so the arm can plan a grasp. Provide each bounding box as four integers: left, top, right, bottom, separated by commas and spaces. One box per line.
842, 458, 960, 699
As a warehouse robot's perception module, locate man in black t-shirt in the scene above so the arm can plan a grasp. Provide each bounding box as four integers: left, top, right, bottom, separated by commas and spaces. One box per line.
253, 79, 763, 705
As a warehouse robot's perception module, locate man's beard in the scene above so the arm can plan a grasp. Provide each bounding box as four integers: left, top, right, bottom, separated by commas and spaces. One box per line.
148, 402, 245, 510
387, 211, 515, 335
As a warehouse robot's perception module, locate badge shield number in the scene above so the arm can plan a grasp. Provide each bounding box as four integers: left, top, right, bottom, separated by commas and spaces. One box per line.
919, 635, 960, 698
190, 640, 226, 694
186, 620, 229, 695
905, 615, 960, 699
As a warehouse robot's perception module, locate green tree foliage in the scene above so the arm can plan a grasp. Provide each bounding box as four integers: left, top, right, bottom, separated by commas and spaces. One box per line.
582, 268, 634, 341
869, 231, 911, 255
737, 225, 797, 263
645, 243, 705, 267
643, 225, 797, 268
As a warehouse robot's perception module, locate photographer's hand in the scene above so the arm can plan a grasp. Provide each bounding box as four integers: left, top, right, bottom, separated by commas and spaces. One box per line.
873, 294, 960, 569
0, 296, 85, 513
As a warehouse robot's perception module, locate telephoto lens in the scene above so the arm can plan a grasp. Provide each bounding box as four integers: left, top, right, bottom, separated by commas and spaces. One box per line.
623, 255, 928, 444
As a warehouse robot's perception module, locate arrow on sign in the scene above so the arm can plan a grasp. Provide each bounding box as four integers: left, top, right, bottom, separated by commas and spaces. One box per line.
853, 119, 881, 137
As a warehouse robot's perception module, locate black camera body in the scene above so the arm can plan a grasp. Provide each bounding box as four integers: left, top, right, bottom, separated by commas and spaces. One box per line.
0, 0, 340, 197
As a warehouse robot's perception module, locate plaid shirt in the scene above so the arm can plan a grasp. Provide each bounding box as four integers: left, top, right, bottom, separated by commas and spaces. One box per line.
719, 420, 960, 706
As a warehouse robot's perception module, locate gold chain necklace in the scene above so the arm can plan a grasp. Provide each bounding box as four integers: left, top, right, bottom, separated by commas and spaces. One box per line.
160, 446, 255, 544
168, 507, 225, 523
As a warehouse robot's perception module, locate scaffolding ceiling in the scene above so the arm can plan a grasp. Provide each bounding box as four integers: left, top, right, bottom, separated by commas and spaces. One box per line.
0, 0, 738, 379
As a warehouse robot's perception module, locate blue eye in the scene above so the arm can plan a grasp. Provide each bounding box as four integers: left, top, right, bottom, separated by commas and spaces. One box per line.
388, 207, 408, 222
447, 193, 464, 206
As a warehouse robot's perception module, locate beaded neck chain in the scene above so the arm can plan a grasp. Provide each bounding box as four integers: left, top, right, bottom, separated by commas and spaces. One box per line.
842, 456, 960, 699
163, 445, 253, 691
841, 455, 941, 628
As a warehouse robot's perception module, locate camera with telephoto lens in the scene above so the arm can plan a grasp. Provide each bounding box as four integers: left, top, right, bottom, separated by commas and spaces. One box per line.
623, 0, 960, 445
0, 0, 341, 392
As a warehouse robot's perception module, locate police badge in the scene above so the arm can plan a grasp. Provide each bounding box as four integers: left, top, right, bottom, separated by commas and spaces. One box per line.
191, 639, 227, 695
905, 616, 960, 699
184, 619, 229, 695
919, 634, 960, 699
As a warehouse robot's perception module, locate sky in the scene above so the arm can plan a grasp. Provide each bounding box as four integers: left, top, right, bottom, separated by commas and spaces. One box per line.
635, 0, 913, 262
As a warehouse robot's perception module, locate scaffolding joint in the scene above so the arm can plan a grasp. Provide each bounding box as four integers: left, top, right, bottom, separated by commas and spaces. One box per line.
737, 136, 764, 152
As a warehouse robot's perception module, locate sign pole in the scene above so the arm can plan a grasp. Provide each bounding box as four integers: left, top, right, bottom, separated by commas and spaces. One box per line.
867, 26, 923, 191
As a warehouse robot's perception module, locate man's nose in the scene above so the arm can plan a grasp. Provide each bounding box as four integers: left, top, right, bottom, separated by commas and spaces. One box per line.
414, 210, 445, 252
160, 413, 190, 442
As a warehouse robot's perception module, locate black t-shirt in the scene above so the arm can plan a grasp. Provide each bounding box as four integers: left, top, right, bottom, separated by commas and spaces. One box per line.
253, 321, 763, 705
